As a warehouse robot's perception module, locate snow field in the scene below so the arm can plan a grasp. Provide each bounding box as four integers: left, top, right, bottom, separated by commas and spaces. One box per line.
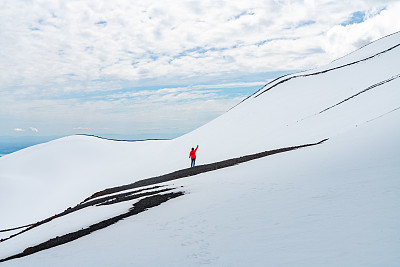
3, 107, 399, 266
1, 31, 399, 266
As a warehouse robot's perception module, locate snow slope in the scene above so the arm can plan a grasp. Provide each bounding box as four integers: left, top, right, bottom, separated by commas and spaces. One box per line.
0, 31, 399, 266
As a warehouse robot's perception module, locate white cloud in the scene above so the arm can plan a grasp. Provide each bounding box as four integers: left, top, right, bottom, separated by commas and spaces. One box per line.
1, 80, 245, 136
1, 0, 399, 137
324, 2, 400, 60
1, 0, 398, 91
12, 127, 39, 133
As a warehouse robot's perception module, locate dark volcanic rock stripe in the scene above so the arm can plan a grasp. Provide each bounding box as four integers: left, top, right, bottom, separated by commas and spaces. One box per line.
86, 139, 328, 200
0, 224, 33, 233
0, 192, 184, 263
232, 31, 400, 109
319, 74, 400, 114
1, 139, 327, 244
253, 42, 400, 99
82, 185, 165, 203
365, 106, 400, 123
96, 187, 176, 206
0, 186, 169, 242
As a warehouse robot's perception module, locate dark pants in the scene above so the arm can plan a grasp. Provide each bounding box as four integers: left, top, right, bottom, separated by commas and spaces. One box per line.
191, 158, 196, 167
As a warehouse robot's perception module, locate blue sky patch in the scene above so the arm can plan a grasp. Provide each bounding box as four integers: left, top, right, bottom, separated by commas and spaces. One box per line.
341, 11, 365, 26
296, 20, 316, 28
95, 21, 107, 26
230, 10, 255, 21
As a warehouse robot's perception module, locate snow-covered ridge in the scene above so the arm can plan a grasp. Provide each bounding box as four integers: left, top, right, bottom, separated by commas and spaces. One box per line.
0, 140, 327, 262
1, 31, 399, 266
327, 30, 400, 67
252, 31, 400, 98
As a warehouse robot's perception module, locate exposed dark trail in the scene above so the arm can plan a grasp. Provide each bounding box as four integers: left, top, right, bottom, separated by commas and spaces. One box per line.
2, 139, 328, 240
85, 138, 328, 201
0, 138, 328, 262
0, 192, 184, 263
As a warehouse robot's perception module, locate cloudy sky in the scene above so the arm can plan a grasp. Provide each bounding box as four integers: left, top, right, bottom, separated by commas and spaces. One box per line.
1, 0, 399, 140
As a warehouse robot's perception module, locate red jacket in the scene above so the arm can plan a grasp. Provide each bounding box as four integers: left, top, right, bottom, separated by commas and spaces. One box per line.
189, 145, 198, 159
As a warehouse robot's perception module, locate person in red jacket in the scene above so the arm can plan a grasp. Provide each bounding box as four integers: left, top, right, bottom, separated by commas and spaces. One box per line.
189, 145, 199, 167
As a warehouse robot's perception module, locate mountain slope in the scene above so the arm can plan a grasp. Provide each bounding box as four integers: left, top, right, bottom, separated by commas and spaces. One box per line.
0, 31, 399, 266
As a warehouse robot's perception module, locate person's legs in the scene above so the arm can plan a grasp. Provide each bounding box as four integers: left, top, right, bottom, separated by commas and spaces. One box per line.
191, 158, 196, 167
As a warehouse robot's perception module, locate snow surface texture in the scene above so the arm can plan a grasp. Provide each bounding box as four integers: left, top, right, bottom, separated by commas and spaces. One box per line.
0, 31, 399, 266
